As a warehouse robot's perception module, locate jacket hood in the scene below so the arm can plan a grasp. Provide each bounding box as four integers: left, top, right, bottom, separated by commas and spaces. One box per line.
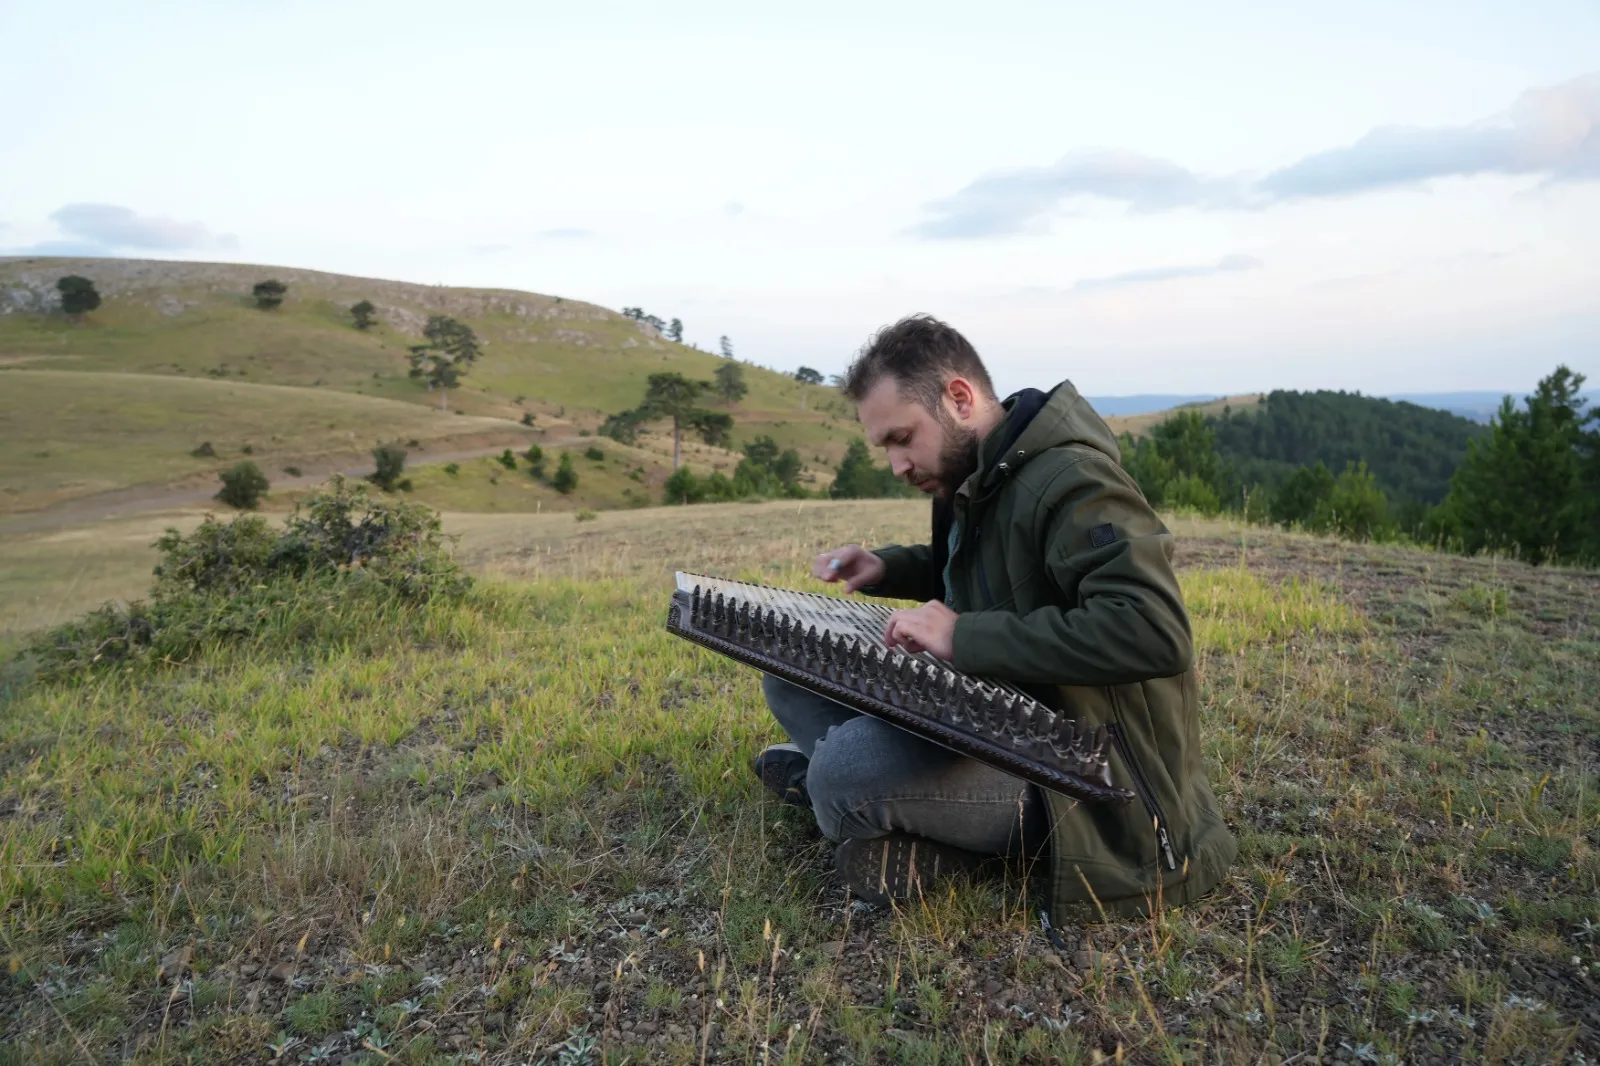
976, 380, 1121, 492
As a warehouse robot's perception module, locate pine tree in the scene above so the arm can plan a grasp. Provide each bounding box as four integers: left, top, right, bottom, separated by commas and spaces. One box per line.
407, 315, 482, 411
1434, 366, 1596, 564
713, 360, 747, 406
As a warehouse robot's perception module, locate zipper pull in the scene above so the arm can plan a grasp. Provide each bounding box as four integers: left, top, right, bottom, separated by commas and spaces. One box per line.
1156, 822, 1177, 871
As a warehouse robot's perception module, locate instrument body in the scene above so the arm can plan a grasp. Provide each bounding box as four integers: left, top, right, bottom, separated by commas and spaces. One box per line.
665, 572, 1133, 804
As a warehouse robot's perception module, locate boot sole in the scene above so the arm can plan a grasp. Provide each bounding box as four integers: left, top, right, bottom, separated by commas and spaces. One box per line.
835, 836, 985, 905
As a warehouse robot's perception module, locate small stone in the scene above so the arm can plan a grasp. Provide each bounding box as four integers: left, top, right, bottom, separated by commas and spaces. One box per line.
240, 962, 261, 978
625, 910, 647, 924
447, 1034, 472, 1050
267, 961, 296, 983
819, 941, 845, 958
158, 945, 193, 982
983, 979, 1002, 997
634, 1021, 656, 1035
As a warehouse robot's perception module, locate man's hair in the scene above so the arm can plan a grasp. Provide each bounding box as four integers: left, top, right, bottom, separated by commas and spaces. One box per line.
841, 313, 996, 412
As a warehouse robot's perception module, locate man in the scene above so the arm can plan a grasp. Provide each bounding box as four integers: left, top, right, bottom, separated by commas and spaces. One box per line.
753, 314, 1236, 919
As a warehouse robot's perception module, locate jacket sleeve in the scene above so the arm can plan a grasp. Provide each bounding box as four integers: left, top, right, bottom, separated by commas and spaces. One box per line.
859, 544, 943, 603
950, 455, 1193, 686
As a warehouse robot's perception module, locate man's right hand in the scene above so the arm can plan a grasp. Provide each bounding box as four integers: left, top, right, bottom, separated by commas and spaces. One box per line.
811, 544, 886, 594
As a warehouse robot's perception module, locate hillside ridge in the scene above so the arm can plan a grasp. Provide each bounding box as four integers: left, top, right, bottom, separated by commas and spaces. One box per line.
0, 256, 650, 341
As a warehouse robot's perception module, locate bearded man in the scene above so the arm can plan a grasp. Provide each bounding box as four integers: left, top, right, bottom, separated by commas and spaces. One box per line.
752, 314, 1236, 919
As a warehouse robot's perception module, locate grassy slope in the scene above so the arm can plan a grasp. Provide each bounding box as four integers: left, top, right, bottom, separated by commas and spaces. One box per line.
2, 502, 1597, 1063
0, 257, 855, 510
0, 370, 538, 514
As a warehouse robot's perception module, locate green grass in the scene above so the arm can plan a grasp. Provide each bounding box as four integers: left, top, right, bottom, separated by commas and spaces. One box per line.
1, 502, 1597, 1062
0, 368, 529, 515
0, 257, 863, 517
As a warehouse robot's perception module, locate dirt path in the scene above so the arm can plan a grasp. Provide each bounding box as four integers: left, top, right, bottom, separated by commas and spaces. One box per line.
0, 441, 535, 537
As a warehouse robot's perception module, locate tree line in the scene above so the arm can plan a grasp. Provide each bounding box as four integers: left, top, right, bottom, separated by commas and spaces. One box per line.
1121, 366, 1599, 567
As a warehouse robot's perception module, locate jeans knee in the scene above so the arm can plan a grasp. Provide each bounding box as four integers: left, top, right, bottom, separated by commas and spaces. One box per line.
806, 719, 889, 840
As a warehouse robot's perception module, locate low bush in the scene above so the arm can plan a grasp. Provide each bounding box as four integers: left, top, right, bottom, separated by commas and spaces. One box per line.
371, 442, 407, 491
215, 461, 269, 509
20, 477, 469, 680
552, 453, 578, 494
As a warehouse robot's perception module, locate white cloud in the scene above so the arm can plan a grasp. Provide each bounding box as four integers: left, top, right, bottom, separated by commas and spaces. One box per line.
914, 71, 1600, 238
1069, 253, 1263, 293
49, 203, 238, 251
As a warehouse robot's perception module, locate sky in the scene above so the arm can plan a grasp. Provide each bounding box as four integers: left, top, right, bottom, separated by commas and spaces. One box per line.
2, 0, 1598, 397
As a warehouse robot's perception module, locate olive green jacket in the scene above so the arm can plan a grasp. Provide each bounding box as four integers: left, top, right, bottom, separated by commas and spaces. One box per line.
860, 381, 1237, 919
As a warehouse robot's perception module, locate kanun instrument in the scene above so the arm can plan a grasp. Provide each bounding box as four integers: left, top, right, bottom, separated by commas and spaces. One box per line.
665, 572, 1133, 804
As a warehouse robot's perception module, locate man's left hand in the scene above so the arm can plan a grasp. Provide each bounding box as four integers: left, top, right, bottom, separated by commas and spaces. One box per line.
883, 600, 958, 660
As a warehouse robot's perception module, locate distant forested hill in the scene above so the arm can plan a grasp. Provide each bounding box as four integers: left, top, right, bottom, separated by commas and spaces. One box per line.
1210, 390, 1487, 504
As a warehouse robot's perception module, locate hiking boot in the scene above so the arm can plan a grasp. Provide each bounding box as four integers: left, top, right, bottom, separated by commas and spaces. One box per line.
834, 834, 990, 905
753, 743, 811, 808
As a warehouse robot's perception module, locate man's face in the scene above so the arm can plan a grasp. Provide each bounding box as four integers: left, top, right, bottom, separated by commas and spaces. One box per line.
858, 376, 981, 502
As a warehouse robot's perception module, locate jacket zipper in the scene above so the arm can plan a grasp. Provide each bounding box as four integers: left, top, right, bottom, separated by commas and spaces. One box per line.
1107, 722, 1178, 871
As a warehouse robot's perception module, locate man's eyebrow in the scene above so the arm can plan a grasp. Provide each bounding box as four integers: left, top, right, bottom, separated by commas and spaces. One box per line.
869, 426, 909, 447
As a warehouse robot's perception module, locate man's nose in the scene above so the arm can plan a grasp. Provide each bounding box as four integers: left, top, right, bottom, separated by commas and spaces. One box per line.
890, 453, 913, 478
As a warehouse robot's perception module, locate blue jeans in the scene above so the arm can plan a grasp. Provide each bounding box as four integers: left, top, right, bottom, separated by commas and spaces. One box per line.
761, 673, 1048, 857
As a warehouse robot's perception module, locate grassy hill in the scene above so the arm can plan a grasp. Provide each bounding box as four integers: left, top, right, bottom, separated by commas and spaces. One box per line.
1103, 393, 1263, 439
1, 498, 1596, 1062
0, 257, 859, 516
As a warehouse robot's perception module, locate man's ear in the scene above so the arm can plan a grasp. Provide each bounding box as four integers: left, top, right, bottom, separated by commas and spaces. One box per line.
946, 376, 977, 418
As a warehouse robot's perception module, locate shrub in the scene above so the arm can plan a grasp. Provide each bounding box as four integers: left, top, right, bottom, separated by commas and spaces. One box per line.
371, 442, 408, 491
240, 444, 254, 455
1165, 473, 1221, 516
21, 478, 468, 679
252, 279, 287, 310
496, 449, 517, 470
1313, 461, 1391, 542
282, 465, 303, 477
57, 274, 102, 316
575, 508, 597, 522
1271, 463, 1335, 528
191, 441, 217, 458
524, 444, 545, 478
578, 429, 592, 437
661, 467, 742, 505
215, 461, 269, 509
552, 452, 578, 494
443, 462, 460, 476
584, 445, 605, 461
521, 411, 537, 426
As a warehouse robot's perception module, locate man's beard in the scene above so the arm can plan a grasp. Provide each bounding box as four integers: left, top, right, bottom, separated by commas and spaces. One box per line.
923, 410, 981, 501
